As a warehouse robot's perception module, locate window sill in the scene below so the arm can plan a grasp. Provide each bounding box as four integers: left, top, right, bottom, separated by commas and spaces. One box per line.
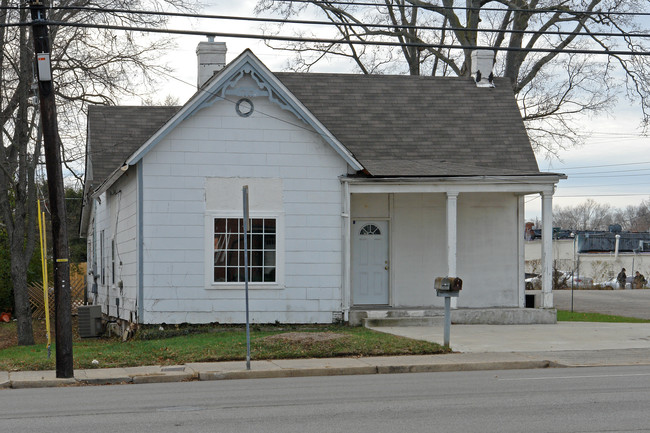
206, 283, 284, 290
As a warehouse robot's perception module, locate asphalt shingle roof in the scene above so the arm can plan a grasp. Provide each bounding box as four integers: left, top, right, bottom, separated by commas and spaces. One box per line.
85, 73, 541, 191
85, 105, 179, 190
276, 73, 539, 176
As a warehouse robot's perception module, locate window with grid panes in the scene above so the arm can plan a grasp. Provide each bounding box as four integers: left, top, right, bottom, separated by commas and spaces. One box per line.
213, 218, 276, 283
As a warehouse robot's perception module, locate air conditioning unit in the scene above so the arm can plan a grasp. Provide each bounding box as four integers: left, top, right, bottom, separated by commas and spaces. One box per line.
640, 240, 650, 252
78, 305, 103, 338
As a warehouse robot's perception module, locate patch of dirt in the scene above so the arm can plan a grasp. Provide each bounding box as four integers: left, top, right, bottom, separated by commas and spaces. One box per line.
262, 332, 347, 344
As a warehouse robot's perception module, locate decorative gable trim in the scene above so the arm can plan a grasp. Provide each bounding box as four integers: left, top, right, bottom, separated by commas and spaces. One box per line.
126, 50, 363, 171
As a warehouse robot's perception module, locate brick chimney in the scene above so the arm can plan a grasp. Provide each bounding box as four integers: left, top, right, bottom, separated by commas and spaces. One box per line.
471, 50, 495, 88
196, 37, 227, 89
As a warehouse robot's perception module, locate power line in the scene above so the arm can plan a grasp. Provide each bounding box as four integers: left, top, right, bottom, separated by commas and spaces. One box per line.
566, 173, 650, 178
554, 193, 650, 197
563, 168, 650, 175
544, 161, 650, 170
3, 5, 650, 39
562, 182, 650, 188
2, 20, 646, 56
2, 1, 648, 15
241, 0, 650, 17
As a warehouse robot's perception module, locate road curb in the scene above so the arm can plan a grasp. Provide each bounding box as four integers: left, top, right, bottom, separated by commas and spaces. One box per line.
131, 372, 195, 384
10, 377, 76, 389
197, 360, 557, 382
0, 372, 9, 389
199, 366, 378, 381
376, 360, 555, 374
0, 359, 574, 389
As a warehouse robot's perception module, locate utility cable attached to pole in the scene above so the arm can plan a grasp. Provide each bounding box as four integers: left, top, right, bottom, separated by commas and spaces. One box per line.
29, 0, 74, 379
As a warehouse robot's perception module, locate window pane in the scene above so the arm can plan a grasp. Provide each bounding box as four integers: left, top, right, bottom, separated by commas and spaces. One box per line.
264, 251, 275, 267
228, 234, 242, 250
214, 267, 225, 282
227, 250, 239, 267
264, 219, 276, 234
251, 250, 263, 267
226, 218, 241, 234
251, 234, 263, 250
250, 267, 263, 282
214, 233, 227, 251
263, 267, 276, 282
226, 266, 239, 282
251, 219, 264, 233
214, 251, 226, 266
214, 218, 226, 233
264, 234, 276, 249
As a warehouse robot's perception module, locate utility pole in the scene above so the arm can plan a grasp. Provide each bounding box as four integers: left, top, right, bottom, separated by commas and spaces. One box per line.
29, 0, 74, 378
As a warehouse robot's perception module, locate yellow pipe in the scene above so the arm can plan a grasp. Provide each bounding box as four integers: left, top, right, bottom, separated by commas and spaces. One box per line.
37, 200, 51, 358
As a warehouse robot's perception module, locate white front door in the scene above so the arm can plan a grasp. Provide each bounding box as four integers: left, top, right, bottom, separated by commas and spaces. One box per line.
352, 220, 389, 305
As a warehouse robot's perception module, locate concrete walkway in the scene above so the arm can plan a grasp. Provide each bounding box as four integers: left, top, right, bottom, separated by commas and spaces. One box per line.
369, 322, 650, 352
3, 321, 650, 389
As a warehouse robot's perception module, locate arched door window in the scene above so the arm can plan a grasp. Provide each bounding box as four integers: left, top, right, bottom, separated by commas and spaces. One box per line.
359, 224, 382, 236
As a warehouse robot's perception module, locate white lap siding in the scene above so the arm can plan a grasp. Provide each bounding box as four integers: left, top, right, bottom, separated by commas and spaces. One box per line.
87, 172, 139, 321
140, 96, 348, 324
351, 192, 519, 309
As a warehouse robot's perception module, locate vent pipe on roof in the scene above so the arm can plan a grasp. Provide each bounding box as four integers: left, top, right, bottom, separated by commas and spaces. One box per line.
196, 38, 227, 89
471, 50, 495, 88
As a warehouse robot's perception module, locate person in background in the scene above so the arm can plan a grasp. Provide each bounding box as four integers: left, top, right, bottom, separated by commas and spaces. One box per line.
634, 271, 647, 289
617, 268, 627, 290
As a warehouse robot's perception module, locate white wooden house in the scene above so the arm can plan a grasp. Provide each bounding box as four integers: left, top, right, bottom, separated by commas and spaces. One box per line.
80, 42, 563, 325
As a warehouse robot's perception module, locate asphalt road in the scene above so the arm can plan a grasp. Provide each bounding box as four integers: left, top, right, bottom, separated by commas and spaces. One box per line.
553, 289, 650, 319
2, 366, 650, 433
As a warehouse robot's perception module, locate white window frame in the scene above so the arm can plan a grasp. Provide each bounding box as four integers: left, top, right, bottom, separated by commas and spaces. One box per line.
205, 211, 284, 290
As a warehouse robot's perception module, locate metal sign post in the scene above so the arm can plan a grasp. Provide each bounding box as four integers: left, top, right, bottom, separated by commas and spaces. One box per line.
243, 186, 251, 370
434, 277, 462, 349
436, 291, 460, 348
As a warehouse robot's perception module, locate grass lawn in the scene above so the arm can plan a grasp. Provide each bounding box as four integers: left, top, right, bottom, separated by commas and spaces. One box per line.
557, 310, 650, 323
0, 320, 448, 372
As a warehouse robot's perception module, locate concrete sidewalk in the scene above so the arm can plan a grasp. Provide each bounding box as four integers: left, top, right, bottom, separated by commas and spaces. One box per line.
2, 321, 650, 389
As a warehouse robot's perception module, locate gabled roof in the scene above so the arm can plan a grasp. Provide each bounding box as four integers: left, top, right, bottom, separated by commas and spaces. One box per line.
276, 73, 539, 177
124, 50, 363, 171
84, 105, 179, 190
84, 50, 546, 201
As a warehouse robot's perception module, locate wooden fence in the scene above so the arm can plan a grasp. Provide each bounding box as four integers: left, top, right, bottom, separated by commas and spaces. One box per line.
28, 263, 86, 318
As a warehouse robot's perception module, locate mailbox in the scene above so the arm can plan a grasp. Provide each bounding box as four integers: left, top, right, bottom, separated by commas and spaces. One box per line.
434, 276, 463, 291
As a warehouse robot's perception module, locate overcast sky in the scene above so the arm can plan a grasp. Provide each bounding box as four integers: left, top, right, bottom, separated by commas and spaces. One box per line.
149, 0, 650, 223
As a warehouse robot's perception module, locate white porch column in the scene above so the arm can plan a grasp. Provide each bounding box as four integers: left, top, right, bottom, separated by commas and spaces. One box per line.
341, 181, 351, 320
541, 192, 554, 308
517, 195, 525, 308
446, 192, 458, 308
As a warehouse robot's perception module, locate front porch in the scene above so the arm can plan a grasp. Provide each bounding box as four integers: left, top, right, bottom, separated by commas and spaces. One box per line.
341, 177, 563, 318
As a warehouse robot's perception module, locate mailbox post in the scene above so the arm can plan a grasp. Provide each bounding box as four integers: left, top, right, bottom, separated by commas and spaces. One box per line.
435, 277, 462, 348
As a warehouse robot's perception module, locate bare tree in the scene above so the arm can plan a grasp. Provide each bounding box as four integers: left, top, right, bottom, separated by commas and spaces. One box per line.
553, 198, 614, 231
613, 199, 650, 232
256, 0, 650, 155
0, 0, 197, 345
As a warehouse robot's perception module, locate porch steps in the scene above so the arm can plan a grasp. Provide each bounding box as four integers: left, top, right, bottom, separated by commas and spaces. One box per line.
351, 309, 445, 327
363, 316, 445, 327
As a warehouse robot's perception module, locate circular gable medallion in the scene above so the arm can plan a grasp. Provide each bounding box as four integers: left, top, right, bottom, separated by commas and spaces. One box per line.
235, 98, 254, 117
